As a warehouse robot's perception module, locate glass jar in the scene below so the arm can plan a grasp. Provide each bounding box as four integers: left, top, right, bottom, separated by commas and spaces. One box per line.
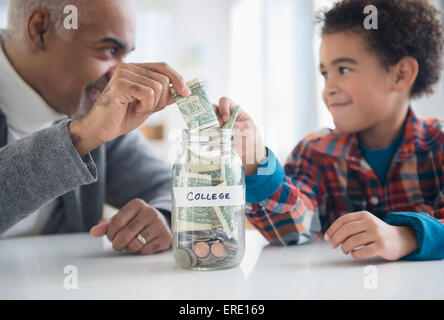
172, 128, 245, 270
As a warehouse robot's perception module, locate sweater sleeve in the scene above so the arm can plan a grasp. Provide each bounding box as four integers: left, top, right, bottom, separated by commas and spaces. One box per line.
0, 119, 97, 233
384, 212, 444, 260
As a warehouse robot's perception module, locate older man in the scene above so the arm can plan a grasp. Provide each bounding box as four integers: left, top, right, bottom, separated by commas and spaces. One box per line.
0, 0, 191, 255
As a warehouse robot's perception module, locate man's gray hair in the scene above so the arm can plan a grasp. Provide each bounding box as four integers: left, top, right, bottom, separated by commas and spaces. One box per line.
6, 0, 93, 41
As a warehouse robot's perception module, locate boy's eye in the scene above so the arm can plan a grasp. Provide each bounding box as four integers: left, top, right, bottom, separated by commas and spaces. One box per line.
339, 67, 351, 74
321, 71, 329, 79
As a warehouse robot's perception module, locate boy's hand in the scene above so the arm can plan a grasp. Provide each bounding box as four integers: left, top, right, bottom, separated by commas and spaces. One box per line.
213, 97, 267, 176
324, 211, 418, 261
89, 199, 171, 255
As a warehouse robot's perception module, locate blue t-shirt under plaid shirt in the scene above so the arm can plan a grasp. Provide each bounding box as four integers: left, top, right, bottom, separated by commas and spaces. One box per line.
359, 133, 404, 185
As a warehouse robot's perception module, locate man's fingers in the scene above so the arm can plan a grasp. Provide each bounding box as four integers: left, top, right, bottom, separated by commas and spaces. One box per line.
325, 211, 365, 244
124, 65, 172, 109
118, 68, 162, 108
166, 92, 175, 106
111, 207, 158, 252
112, 63, 180, 111
134, 62, 191, 97
329, 220, 367, 249
89, 219, 110, 237
125, 224, 157, 253
114, 78, 155, 115
125, 221, 165, 254
139, 237, 171, 255
106, 199, 145, 241
112, 212, 148, 252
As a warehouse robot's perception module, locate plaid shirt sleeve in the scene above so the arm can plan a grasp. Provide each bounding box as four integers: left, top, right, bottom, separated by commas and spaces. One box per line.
245, 140, 325, 245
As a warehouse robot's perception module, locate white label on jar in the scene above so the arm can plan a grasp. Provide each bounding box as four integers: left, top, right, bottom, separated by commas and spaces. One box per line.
173, 186, 245, 207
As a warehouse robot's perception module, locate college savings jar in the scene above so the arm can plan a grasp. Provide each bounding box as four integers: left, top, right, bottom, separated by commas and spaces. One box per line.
172, 128, 245, 270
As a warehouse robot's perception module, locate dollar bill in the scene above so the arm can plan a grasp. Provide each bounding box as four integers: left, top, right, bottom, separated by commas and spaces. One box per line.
212, 206, 235, 239
188, 148, 222, 165
174, 216, 214, 232
175, 171, 222, 232
171, 78, 220, 131
211, 179, 235, 239
183, 163, 221, 173
177, 171, 212, 186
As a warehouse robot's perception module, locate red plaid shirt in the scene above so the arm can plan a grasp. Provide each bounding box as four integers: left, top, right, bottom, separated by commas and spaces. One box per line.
246, 108, 444, 245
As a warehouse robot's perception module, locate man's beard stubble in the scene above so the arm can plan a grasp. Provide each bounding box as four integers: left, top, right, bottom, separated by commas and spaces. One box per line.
76, 74, 110, 119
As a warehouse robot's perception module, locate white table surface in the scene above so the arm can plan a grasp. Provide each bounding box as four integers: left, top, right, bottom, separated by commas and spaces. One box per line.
0, 230, 442, 300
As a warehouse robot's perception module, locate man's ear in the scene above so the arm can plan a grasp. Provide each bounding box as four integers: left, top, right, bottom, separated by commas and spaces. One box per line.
26, 6, 52, 51
392, 56, 419, 94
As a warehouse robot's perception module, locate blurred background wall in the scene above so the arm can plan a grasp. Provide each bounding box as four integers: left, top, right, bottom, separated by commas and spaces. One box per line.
1, 0, 444, 163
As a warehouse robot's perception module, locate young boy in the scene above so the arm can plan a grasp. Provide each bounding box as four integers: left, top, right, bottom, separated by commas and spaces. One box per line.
215, 0, 444, 261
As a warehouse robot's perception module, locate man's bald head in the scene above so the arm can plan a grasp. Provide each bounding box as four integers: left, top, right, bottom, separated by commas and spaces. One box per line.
6, 0, 95, 42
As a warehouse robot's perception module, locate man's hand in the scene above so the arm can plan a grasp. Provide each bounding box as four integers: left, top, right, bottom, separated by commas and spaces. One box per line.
90, 199, 171, 255
324, 211, 418, 261
213, 97, 266, 176
70, 62, 191, 156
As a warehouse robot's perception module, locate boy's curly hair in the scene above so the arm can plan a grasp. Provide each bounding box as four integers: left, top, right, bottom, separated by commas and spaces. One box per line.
316, 0, 444, 99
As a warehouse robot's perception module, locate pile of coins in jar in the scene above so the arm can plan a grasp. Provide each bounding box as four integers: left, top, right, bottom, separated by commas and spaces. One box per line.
173, 229, 242, 269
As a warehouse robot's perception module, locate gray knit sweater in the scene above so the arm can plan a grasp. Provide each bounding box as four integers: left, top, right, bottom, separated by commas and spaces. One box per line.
0, 109, 172, 235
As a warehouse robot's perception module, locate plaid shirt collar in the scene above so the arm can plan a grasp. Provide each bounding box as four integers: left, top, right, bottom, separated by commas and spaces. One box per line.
310, 108, 442, 173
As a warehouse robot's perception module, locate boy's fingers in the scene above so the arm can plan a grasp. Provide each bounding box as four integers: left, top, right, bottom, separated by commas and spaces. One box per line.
325, 211, 365, 243
218, 97, 235, 122
350, 242, 378, 260
329, 220, 367, 249
341, 231, 371, 254
212, 104, 225, 126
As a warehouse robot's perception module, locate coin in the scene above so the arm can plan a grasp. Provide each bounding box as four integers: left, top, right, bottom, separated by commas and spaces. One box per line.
193, 241, 210, 258
197, 255, 215, 266
174, 248, 197, 268
211, 242, 226, 258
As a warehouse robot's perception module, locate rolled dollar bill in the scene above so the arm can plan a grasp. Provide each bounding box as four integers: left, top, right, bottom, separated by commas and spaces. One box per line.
213, 206, 234, 239
171, 78, 220, 131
